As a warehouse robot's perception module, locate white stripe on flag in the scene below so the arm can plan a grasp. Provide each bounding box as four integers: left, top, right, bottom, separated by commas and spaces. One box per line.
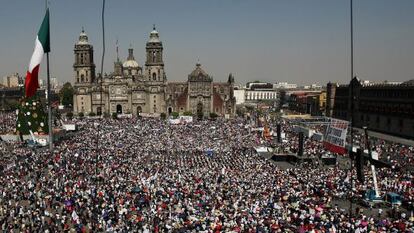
28, 36, 45, 72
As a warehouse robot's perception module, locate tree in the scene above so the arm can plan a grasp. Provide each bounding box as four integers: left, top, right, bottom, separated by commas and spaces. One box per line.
16, 98, 48, 135
59, 82, 74, 107
171, 112, 179, 119
160, 112, 166, 120
89, 112, 96, 117
209, 112, 218, 120
78, 112, 84, 118
183, 111, 193, 116
112, 112, 118, 119
236, 106, 246, 117
66, 112, 73, 119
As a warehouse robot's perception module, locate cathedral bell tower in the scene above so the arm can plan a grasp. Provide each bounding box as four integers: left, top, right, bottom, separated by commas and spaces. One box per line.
73, 28, 95, 85
145, 25, 166, 82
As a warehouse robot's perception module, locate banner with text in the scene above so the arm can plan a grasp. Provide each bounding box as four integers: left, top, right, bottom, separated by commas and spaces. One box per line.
323, 118, 349, 154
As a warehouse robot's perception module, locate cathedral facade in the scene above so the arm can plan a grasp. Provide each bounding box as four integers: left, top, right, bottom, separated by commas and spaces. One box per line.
73, 27, 235, 118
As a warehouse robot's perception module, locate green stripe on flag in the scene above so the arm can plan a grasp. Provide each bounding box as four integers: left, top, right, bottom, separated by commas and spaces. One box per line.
38, 9, 50, 53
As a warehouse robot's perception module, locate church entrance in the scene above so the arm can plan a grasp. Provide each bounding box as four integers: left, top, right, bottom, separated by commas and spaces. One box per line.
116, 104, 123, 114
168, 107, 172, 115
97, 107, 102, 116
197, 102, 203, 120
137, 106, 142, 115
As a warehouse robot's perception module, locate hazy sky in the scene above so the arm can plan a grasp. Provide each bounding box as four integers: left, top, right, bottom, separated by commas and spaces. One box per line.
1, 0, 414, 86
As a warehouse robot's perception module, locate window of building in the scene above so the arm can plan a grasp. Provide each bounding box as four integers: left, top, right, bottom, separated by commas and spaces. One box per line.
81, 74, 85, 83
152, 73, 157, 81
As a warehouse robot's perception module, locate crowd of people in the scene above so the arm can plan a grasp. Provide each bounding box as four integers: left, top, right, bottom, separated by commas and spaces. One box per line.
0, 112, 16, 134
0, 115, 413, 232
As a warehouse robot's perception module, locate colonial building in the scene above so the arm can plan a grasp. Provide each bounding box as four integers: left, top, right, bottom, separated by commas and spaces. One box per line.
233, 82, 279, 106
73, 27, 235, 118
326, 77, 414, 138
288, 91, 326, 116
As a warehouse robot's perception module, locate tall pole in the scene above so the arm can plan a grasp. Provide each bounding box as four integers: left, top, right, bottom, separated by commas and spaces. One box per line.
45, 0, 53, 152
348, 0, 354, 227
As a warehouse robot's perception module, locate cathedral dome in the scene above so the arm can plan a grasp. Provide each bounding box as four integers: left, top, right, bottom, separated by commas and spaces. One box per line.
123, 48, 139, 68
123, 60, 139, 68
188, 62, 212, 82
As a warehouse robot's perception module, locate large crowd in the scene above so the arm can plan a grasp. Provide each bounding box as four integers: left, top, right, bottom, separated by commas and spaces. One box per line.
0, 115, 413, 232
0, 112, 16, 134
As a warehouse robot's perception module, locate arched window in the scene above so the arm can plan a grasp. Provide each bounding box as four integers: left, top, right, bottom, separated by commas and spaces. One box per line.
81, 74, 85, 83
152, 73, 157, 81
152, 51, 156, 63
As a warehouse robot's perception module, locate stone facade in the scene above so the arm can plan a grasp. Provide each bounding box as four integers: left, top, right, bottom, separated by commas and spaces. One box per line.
73, 27, 235, 118
326, 77, 414, 138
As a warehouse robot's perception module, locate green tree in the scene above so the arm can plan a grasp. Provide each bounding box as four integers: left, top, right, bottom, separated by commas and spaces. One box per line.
183, 111, 193, 116
78, 112, 84, 118
59, 82, 74, 107
209, 112, 218, 120
16, 98, 48, 134
66, 112, 73, 119
160, 112, 167, 120
171, 112, 179, 119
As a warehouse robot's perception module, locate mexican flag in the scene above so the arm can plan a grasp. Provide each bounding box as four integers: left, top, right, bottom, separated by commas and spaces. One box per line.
16, 9, 50, 135
24, 8, 50, 98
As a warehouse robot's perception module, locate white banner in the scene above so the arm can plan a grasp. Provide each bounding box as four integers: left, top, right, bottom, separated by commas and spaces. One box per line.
323, 118, 349, 154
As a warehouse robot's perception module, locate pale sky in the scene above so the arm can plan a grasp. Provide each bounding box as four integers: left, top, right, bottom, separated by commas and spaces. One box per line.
1, 0, 414, 86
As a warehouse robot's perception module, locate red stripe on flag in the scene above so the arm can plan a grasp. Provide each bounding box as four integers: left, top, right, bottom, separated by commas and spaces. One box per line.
25, 65, 40, 98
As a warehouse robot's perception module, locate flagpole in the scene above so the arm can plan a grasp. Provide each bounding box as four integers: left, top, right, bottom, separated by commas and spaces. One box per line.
348, 0, 354, 228
45, 1, 53, 152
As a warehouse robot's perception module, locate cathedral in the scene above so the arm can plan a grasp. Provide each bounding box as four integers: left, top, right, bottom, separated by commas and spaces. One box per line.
73, 27, 236, 118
